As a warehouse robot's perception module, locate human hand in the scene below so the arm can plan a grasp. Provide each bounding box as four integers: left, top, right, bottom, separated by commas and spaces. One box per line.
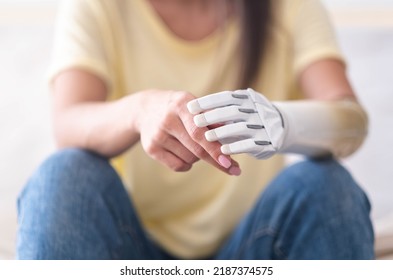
187, 88, 285, 159
134, 90, 241, 175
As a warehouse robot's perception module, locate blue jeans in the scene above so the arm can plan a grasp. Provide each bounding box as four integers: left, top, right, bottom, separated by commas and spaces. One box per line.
16, 148, 374, 259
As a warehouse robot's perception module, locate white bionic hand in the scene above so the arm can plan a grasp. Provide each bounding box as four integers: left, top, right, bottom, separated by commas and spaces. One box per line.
187, 88, 285, 159
188, 88, 368, 160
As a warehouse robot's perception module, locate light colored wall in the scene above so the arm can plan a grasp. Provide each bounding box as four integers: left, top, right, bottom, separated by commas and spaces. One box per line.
1, 1, 393, 27
323, 0, 393, 8
323, 0, 393, 27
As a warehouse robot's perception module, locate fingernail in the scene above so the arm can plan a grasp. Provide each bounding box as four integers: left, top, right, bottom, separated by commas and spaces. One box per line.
218, 155, 232, 169
229, 166, 242, 176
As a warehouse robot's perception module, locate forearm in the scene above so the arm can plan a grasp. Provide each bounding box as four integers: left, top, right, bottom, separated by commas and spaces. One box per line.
274, 99, 368, 158
53, 94, 141, 158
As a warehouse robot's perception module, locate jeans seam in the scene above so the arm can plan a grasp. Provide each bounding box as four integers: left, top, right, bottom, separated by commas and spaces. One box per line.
274, 244, 288, 259
236, 227, 279, 259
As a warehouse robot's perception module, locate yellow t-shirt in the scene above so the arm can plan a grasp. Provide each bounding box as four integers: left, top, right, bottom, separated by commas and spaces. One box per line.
49, 0, 343, 258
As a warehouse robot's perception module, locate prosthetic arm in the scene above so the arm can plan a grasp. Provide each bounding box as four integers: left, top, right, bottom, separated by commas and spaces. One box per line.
187, 88, 368, 159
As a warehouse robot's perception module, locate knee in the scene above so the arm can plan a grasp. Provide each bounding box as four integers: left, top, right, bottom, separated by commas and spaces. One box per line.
262, 159, 374, 259
19, 148, 120, 208
17, 149, 126, 259
267, 158, 371, 216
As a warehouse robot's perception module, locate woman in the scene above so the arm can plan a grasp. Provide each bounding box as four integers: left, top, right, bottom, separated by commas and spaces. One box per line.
17, 0, 374, 259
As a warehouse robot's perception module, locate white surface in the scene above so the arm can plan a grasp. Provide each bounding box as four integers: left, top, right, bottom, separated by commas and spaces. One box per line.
339, 27, 393, 221
323, 0, 393, 9
0, 10, 393, 260
3, 0, 393, 8
0, 25, 55, 259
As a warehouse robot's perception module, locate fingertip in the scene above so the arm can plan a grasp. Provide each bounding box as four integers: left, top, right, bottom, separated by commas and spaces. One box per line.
218, 155, 231, 169
229, 166, 242, 176
205, 130, 217, 142
221, 145, 231, 155
194, 114, 208, 127
187, 100, 202, 114
175, 163, 193, 172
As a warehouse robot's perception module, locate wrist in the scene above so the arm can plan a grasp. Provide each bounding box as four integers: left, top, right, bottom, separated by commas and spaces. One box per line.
119, 91, 145, 137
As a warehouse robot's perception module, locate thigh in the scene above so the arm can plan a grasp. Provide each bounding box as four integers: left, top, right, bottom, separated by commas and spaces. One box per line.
17, 148, 169, 260
214, 158, 374, 260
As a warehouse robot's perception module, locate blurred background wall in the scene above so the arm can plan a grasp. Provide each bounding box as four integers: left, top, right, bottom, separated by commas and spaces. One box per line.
0, 0, 392, 259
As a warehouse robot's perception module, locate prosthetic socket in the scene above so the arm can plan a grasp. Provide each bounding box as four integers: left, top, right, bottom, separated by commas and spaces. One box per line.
187, 88, 368, 159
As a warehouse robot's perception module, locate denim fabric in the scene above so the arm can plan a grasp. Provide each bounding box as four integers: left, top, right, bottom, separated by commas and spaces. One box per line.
16, 148, 374, 259
214, 158, 374, 259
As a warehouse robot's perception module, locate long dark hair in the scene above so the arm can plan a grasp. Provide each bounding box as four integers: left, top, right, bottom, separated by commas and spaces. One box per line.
236, 0, 272, 88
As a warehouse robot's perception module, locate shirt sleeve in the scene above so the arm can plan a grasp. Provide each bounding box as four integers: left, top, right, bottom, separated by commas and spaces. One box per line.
291, 0, 345, 75
47, 0, 113, 89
